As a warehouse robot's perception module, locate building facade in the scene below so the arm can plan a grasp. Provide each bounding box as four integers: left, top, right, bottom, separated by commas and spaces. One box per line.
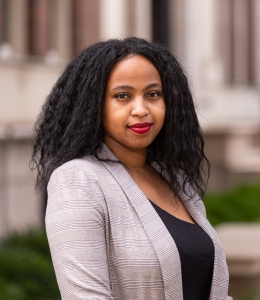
0, 0, 259, 236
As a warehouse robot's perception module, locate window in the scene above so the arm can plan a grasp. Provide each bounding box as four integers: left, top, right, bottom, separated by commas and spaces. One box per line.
218, 0, 256, 84
0, 0, 13, 60
28, 0, 58, 63
152, 0, 169, 46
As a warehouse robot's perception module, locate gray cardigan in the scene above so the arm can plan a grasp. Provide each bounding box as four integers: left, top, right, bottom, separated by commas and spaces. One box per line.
46, 144, 232, 300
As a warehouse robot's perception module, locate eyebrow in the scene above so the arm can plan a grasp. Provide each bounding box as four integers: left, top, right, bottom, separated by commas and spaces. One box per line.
112, 83, 162, 91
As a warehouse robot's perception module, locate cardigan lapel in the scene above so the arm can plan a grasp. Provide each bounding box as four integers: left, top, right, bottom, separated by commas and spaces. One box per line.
178, 186, 230, 300
97, 144, 183, 300
142, 158, 229, 300
152, 163, 229, 300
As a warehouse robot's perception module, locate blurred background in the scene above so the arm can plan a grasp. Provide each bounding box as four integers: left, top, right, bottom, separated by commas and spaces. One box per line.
0, 0, 259, 299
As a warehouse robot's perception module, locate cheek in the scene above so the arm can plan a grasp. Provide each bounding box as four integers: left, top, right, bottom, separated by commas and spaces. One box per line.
155, 105, 166, 132
103, 103, 117, 126
156, 103, 166, 123
102, 113, 109, 133
163, 108, 166, 123
103, 111, 126, 137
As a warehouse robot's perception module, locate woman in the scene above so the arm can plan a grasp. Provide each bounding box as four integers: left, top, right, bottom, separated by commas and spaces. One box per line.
31, 37, 232, 300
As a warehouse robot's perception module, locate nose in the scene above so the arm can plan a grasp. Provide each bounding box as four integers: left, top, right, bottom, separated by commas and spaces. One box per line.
131, 97, 149, 117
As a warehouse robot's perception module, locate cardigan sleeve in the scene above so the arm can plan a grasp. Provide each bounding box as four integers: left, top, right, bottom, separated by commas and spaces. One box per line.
45, 161, 115, 300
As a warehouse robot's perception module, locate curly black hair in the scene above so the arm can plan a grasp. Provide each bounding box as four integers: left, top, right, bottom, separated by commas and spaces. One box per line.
31, 37, 210, 197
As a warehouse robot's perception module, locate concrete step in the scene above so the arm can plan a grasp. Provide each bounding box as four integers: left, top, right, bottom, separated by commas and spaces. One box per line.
216, 223, 260, 299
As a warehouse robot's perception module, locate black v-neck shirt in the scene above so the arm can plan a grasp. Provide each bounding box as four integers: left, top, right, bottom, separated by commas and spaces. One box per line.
150, 201, 214, 300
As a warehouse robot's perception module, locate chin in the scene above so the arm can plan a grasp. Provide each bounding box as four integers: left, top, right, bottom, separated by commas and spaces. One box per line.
126, 140, 153, 150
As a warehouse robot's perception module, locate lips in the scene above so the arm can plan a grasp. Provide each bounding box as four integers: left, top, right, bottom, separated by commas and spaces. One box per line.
128, 122, 153, 134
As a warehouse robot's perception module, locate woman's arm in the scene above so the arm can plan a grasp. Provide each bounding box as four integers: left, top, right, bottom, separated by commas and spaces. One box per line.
45, 161, 115, 300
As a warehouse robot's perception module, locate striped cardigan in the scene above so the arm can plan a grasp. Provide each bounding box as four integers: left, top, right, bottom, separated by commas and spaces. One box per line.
46, 144, 232, 300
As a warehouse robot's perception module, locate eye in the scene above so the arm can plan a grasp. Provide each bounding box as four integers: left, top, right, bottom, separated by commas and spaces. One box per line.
147, 91, 161, 98
115, 93, 129, 99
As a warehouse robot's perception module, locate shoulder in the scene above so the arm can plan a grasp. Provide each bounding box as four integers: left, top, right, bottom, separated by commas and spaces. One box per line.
50, 155, 108, 180
47, 155, 111, 195
54, 155, 103, 173
46, 156, 114, 220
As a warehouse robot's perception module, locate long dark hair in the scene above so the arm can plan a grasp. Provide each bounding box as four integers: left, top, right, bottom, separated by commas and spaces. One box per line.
31, 37, 210, 197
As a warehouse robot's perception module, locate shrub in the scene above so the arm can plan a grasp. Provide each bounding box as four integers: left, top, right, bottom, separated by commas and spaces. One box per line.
0, 230, 60, 300
204, 182, 260, 226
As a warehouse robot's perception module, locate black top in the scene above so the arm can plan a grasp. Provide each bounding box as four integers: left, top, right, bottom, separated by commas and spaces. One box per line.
150, 201, 214, 300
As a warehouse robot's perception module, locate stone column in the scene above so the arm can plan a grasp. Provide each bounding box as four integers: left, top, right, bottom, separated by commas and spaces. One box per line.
9, 0, 27, 59
56, 0, 73, 61
188, 0, 222, 87
169, 0, 185, 57
134, 0, 152, 40
99, 0, 129, 40
72, 0, 99, 55
255, 0, 260, 86
233, 0, 252, 84
27, 0, 49, 57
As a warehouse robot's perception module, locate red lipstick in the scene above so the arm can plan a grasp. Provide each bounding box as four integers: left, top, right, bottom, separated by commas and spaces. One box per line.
128, 122, 153, 134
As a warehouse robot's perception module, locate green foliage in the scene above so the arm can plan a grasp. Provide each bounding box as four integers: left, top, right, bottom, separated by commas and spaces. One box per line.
235, 287, 258, 300
0, 230, 60, 300
204, 182, 260, 226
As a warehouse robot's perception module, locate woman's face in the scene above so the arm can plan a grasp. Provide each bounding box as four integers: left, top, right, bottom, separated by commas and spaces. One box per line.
103, 55, 165, 152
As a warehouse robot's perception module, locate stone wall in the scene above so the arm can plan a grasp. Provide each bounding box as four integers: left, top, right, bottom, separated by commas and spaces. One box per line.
0, 124, 43, 237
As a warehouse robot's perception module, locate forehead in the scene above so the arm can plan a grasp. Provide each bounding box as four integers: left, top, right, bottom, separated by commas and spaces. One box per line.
107, 55, 161, 86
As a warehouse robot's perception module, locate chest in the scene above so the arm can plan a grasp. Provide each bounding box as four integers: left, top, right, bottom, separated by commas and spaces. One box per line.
104, 194, 165, 298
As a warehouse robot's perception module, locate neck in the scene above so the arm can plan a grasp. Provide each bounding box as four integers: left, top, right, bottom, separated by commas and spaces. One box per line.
104, 138, 148, 170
